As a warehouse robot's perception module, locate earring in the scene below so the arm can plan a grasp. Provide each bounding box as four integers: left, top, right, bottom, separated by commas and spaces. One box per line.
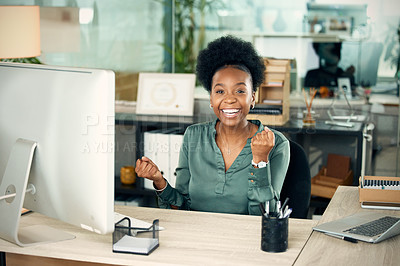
210, 104, 213, 109
251, 104, 255, 109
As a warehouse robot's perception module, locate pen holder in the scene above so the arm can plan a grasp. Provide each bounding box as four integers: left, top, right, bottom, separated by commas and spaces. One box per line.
261, 213, 288, 253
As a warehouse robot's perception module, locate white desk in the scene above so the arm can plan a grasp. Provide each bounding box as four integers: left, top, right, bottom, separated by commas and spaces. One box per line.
295, 186, 400, 266
0, 206, 316, 266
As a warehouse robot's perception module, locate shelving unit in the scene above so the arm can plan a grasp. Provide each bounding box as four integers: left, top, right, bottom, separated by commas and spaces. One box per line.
247, 58, 291, 125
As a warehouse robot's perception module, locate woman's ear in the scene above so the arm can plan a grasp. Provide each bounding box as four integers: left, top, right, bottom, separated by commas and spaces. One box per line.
251, 91, 256, 108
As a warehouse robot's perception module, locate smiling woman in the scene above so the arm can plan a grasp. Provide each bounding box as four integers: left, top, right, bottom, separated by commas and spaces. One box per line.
134, 35, 290, 215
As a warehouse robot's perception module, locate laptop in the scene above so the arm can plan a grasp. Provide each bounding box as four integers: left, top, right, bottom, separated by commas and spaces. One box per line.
313, 212, 400, 243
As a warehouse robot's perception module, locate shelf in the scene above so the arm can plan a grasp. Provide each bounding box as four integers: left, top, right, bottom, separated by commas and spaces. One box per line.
223, 31, 348, 42
247, 113, 289, 126
250, 58, 290, 125
262, 85, 284, 88
258, 102, 283, 106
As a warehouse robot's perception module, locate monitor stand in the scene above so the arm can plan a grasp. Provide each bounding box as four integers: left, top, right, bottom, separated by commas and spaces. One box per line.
0, 138, 75, 247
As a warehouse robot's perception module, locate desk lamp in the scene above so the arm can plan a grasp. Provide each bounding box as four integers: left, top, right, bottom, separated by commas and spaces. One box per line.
0, 6, 41, 60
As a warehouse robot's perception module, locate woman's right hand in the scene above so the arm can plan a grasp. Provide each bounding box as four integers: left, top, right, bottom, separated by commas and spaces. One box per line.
135, 156, 165, 189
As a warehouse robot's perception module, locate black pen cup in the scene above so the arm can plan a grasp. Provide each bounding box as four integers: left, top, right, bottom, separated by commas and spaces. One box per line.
261, 213, 288, 253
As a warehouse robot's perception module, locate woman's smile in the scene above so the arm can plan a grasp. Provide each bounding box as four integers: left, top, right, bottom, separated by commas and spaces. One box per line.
221, 108, 241, 118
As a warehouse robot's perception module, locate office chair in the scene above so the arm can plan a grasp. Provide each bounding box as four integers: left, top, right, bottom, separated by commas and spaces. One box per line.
280, 140, 311, 219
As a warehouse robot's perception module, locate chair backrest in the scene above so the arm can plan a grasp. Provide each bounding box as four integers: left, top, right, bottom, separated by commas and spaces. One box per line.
280, 140, 311, 219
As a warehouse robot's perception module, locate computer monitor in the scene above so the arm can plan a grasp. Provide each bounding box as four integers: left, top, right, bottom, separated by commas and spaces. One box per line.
303, 41, 382, 88
0, 62, 115, 246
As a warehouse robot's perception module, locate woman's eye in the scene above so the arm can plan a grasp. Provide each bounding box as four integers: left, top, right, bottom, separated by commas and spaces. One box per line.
237, 89, 246, 94
215, 90, 224, 94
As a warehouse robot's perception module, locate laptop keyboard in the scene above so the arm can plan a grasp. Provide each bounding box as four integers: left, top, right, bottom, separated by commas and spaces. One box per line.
343, 216, 400, 237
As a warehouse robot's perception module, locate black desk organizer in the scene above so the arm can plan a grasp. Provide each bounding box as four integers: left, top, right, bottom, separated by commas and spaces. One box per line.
113, 217, 159, 255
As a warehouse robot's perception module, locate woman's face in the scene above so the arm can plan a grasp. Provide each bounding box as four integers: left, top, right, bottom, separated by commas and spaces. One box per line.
210, 66, 255, 128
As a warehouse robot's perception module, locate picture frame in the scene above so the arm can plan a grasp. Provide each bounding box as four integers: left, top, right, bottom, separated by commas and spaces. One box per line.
136, 73, 196, 116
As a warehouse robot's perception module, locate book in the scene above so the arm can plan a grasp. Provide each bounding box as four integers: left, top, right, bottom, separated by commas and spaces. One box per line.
262, 99, 282, 104
249, 107, 282, 115
265, 80, 283, 86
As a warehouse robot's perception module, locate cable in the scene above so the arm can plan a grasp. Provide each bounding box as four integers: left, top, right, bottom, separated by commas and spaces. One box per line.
0, 185, 35, 201
0, 192, 16, 201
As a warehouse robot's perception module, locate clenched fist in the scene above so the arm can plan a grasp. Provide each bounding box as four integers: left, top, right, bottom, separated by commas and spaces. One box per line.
135, 156, 166, 189
250, 127, 275, 164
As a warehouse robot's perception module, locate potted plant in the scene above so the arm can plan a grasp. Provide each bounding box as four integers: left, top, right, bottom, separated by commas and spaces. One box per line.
161, 0, 223, 73
0, 57, 42, 64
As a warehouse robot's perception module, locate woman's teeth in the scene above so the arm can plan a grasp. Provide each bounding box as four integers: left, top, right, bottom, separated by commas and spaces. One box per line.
222, 109, 239, 114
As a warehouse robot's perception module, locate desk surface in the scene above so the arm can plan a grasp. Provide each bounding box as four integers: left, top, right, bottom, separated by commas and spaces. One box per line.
295, 186, 400, 266
1, 207, 316, 266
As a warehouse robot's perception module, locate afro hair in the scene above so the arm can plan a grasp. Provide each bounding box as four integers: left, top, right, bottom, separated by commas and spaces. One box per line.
196, 35, 265, 93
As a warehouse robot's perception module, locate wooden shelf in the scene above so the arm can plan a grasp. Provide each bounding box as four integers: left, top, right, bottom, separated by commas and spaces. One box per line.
248, 58, 290, 125
258, 102, 282, 106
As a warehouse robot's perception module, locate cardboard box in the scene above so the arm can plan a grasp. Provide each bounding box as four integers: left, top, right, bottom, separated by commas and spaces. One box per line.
311, 166, 353, 198
311, 154, 353, 199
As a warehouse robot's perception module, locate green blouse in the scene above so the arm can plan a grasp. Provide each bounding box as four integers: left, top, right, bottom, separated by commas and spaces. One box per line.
157, 119, 290, 215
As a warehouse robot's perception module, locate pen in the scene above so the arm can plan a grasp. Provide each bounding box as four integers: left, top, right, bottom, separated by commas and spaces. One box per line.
283, 205, 289, 214
259, 202, 266, 214
276, 200, 281, 216
283, 208, 292, 218
324, 233, 358, 243
259, 202, 270, 218
281, 197, 289, 214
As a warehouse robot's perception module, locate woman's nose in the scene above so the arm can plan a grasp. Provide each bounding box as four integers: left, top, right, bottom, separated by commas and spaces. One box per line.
223, 93, 237, 103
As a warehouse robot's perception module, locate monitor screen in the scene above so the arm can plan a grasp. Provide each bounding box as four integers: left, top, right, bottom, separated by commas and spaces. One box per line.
0, 62, 115, 246
303, 41, 382, 88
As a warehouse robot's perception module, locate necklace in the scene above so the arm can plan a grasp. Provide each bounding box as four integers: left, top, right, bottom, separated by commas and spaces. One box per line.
218, 123, 251, 155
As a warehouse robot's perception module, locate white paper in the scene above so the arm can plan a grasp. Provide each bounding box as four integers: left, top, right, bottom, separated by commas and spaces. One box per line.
113, 235, 158, 254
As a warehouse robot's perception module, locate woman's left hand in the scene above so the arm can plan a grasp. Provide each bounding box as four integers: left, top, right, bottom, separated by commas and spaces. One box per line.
251, 127, 275, 163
